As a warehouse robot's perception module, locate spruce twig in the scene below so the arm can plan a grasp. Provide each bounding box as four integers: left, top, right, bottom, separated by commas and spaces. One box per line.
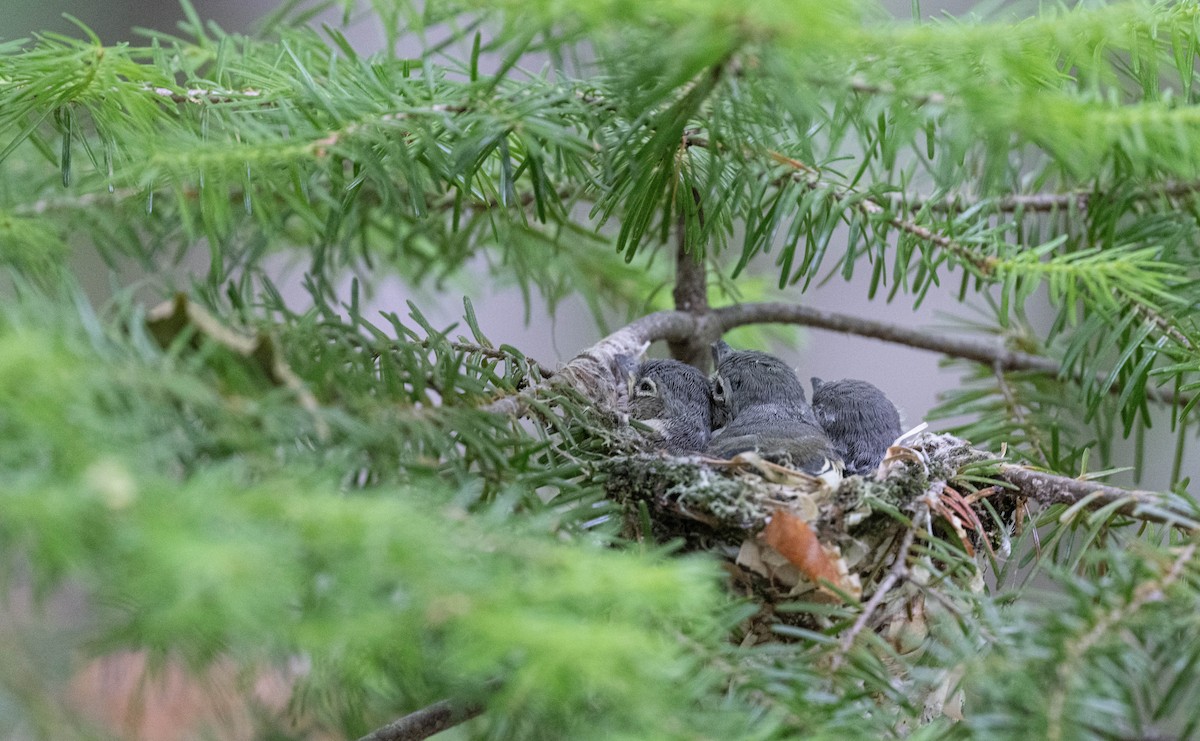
357, 700, 484, 741
890, 180, 1200, 214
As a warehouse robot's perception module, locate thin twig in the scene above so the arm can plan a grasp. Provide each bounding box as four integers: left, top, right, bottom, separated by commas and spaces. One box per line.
845, 75, 947, 107
142, 82, 469, 123
142, 85, 264, 105
857, 197, 997, 275
829, 525, 917, 672
10, 178, 577, 222
1132, 302, 1195, 353
357, 699, 484, 741
992, 361, 1050, 466
12, 187, 141, 216
891, 179, 1200, 214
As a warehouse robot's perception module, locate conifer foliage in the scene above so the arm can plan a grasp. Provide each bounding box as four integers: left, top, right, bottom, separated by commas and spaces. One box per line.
3, 1, 1200, 739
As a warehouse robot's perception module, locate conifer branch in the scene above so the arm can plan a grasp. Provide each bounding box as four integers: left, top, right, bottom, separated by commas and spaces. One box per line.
857, 195, 997, 276
682, 135, 997, 275
1131, 302, 1195, 353
357, 699, 484, 741
313, 324, 555, 382
1045, 542, 1197, 741
996, 465, 1199, 531
405, 337, 554, 380
889, 179, 1200, 214
667, 184, 713, 370
992, 362, 1050, 466
711, 303, 1056, 373
11, 178, 571, 220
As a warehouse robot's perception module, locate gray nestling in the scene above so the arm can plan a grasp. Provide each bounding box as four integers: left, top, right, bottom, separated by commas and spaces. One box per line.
706, 340, 838, 475
810, 377, 902, 476
618, 356, 713, 454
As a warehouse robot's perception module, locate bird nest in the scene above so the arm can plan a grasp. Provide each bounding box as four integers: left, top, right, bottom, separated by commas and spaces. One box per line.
601, 431, 1023, 646
498, 326, 1194, 655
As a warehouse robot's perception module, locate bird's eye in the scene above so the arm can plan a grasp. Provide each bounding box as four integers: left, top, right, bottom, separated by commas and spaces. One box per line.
635, 378, 658, 397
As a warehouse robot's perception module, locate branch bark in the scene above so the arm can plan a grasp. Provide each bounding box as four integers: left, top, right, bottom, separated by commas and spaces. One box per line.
357, 699, 483, 741
711, 303, 1056, 373
711, 302, 1184, 406
667, 186, 715, 370
996, 465, 1199, 531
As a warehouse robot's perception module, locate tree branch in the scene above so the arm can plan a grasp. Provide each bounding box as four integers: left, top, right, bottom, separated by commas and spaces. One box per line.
484, 299, 1187, 416
857, 197, 997, 276
712, 302, 1057, 373
1131, 302, 1195, 353
996, 465, 1200, 531
11, 179, 577, 221
357, 699, 483, 741
667, 184, 715, 370
712, 302, 1185, 406
845, 75, 947, 107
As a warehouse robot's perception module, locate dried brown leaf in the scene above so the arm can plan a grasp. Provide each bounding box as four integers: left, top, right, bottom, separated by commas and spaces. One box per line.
762, 508, 858, 598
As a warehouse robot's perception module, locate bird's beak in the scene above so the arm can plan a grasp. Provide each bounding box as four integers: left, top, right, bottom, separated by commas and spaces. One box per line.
615, 353, 639, 379
711, 339, 732, 367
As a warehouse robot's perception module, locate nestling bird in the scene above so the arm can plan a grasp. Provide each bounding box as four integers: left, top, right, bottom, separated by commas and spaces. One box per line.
706, 340, 839, 475
618, 356, 713, 454
810, 377, 902, 476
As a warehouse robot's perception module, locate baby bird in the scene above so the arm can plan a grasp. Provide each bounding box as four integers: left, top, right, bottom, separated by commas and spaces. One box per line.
810, 377, 902, 476
706, 340, 839, 475
619, 356, 713, 454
